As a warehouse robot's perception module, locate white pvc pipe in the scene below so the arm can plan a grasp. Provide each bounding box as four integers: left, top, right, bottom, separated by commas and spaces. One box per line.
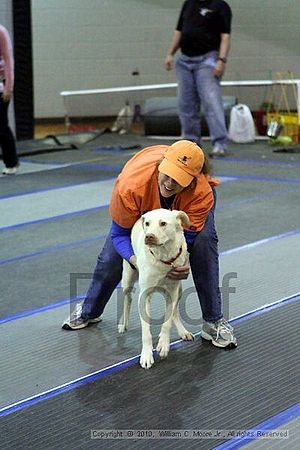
60, 79, 300, 125
60, 79, 300, 97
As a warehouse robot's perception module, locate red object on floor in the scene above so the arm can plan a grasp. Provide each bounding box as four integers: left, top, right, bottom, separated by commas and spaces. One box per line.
69, 124, 97, 133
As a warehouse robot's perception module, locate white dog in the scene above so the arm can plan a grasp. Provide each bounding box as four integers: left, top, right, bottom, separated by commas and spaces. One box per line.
118, 208, 194, 369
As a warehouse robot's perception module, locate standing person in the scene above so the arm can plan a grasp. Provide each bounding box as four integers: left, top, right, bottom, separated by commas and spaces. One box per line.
0, 24, 19, 175
62, 139, 237, 350
165, 0, 232, 157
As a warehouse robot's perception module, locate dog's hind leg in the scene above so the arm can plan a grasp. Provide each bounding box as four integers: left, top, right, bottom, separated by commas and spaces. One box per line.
118, 261, 138, 334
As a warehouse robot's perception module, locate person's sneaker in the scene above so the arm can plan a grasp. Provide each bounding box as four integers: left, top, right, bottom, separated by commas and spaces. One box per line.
201, 318, 237, 348
62, 303, 102, 330
2, 166, 18, 175
209, 147, 226, 158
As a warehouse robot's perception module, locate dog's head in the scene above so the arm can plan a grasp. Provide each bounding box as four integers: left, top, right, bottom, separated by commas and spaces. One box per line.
141, 209, 190, 246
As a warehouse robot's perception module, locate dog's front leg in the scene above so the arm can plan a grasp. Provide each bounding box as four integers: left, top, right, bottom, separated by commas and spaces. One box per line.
156, 292, 174, 359
138, 290, 154, 369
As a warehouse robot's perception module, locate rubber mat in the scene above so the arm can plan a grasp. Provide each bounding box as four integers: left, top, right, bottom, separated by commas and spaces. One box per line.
48, 129, 107, 147
14, 136, 76, 156
1, 299, 299, 450
93, 144, 141, 152
12, 130, 108, 156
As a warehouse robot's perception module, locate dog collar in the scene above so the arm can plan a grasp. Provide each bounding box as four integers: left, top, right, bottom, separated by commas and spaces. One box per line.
149, 245, 182, 267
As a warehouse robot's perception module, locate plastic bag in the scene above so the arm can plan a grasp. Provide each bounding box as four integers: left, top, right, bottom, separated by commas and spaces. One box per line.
111, 102, 133, 134
228, 104, 256, 143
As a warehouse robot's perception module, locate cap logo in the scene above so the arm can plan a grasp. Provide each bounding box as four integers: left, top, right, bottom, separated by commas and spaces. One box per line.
177, 155, 191, 166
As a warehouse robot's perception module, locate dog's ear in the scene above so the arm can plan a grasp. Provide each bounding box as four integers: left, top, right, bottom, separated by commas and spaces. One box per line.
174, 210, 190, 228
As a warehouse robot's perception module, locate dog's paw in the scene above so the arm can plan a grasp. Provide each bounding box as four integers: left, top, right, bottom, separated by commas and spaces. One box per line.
156, 338, 170, 359
180, 330, 194, 341
118, 323, 127, 334
140, 349, 154, 369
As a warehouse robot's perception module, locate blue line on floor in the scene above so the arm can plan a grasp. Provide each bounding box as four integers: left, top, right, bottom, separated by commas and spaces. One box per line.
0, 176, 116, 200
20, 159, 68, 166
1, 171, 299, 204
1, 229, 299, 323
212, 402, 300, 449
0, 235, 104, 265
231, 292, 300, 324
0, 296, 85, 324
217, 173, 300, 183
217, 185, 298, 212
0, 205, 107, 232
0, 226, 299, 266
220, 228, 300, 256
216, 156, 300, 167
4, 182, 293, 233
0, 292, 298, 418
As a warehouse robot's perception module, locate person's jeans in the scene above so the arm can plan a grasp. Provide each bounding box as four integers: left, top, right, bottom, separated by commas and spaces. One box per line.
175, 51, 228, 150
82, 197, 222, 323
0, 96, 18, 168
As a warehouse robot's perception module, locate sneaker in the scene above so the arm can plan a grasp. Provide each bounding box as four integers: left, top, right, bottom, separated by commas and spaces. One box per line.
62, 303, 102, 330
2, 166, 18, 175
209, 147, 226, 158
201, 318, 237, 348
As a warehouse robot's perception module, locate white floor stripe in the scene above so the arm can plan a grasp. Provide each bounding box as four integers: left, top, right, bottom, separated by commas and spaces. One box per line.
0, 161, 68, 177
0, 175, 234, 229
0, 179, 115, 229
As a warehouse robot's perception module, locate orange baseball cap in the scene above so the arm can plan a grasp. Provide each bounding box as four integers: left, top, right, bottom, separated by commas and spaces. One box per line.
158, 140, 205, 187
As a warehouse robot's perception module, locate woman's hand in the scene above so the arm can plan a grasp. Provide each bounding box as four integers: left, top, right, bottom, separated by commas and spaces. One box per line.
164, 54, 174, 71
2, 90, 12, 102
129, 255, 138, 270
213, 60, 226, 78
167, 263, 190, 280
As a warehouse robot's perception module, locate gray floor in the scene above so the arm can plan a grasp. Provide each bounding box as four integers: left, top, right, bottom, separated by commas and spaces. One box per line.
1, 132, 300, 449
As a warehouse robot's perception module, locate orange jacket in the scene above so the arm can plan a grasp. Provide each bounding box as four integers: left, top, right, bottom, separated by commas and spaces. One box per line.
109, 145, 218, 232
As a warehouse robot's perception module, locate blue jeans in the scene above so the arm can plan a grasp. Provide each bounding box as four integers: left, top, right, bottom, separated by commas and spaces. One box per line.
82, 197, 222, 323
175, 51, 228, 149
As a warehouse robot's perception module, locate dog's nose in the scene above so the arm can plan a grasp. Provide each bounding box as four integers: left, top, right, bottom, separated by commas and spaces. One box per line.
145, 233, 157, 245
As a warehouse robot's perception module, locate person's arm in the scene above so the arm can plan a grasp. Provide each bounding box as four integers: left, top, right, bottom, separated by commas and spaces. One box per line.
0, 27, 14, 101
110, 221, 137, 269
214, 32, 231, 78
165, 30, 182, 71
166, 229, 197, 280
184, 229, 198, 249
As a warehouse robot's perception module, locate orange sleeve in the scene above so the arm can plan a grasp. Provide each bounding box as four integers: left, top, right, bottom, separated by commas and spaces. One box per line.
208, 176, 220, 187
184, 189, 214, 232
109, 180, 140, 228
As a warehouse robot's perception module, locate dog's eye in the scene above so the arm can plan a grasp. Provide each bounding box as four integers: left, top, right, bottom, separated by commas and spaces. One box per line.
160, 221, 167, 227
145, 221, 150, 227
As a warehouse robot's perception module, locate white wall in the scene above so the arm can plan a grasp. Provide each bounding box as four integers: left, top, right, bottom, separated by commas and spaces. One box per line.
31, 0, 300, 119
0, 0, 12, 25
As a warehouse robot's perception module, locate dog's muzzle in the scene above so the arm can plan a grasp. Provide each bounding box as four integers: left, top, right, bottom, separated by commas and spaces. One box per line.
144, 233, 159, 245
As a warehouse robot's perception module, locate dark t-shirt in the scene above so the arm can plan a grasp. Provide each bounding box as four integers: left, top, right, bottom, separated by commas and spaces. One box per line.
176, 0, 232, 56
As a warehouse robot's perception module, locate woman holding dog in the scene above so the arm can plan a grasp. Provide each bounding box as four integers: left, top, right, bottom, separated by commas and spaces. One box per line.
62, 139, 237, 349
